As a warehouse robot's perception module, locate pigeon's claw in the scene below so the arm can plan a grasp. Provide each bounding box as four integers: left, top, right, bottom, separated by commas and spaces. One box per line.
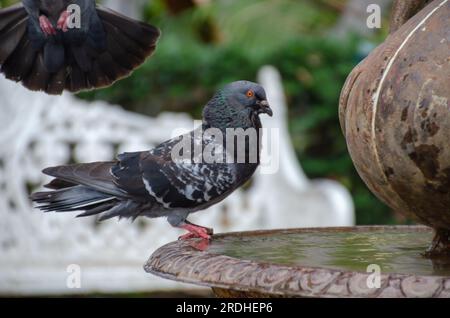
39, 15, 56, 36
178, 232, 198, 240
185, 220, 214, 235
186, 221, 214, 235
204, 226, 214, 235
56, 10, 70, 32
179, 223, 212, 240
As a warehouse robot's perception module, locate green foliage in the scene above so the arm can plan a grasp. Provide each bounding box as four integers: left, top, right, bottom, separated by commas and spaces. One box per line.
0, 0, 18, 8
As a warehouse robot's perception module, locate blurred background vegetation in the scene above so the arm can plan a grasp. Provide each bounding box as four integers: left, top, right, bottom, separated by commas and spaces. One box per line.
0, 0, 412, 225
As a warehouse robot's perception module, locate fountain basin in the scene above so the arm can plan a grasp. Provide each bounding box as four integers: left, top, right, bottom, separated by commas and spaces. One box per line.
145, 226, 450, 297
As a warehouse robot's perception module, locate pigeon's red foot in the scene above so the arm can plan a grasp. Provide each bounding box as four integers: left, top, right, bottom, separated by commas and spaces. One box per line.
178, 223, 213, 241
203, 226, 214, 235
39, 15, 56, 36
57, 10, 70, 32
186, 221, 214, 235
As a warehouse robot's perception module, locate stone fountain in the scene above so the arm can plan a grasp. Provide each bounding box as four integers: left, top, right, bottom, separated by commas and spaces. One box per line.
145, 0, 450, 297
146, 226, 450, 297
339, 0, 450, 256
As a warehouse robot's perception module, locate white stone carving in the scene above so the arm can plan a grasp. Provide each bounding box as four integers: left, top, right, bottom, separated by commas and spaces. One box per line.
0, 66, 354, 295
253, 66, 355, 228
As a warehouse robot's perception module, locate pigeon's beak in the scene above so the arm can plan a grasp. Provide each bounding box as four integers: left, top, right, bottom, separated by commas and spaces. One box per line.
257, 100, 273, 117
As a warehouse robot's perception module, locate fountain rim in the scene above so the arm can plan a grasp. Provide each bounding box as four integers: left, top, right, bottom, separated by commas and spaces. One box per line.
145, 225, 449, 298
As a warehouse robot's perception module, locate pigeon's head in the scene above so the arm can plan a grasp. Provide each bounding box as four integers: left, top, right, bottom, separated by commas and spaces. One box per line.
222, 81, 273, 117
203, 81, 273, 129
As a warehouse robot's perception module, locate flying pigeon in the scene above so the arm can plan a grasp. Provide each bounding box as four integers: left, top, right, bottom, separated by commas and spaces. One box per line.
31, 81, 273, 240
0, 0, 160, 95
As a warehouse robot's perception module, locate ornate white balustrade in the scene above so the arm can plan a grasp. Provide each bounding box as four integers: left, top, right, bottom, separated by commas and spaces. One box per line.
0, 66, 354, 295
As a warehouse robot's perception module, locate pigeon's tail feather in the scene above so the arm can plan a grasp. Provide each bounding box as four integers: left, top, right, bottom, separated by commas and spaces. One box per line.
31, 185, 117, 213
21, 52, 52, 91
0, 7, 73, 96
31, 161, 143, 221
31, 185, 141, 221
0, 5, 65, 94
65, 62, 90, 93
44, 178, 77, 190
2, 34, 38, 83
96, 200, 141, 221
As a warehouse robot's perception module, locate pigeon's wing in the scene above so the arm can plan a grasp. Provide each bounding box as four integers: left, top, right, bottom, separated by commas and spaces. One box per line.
0, 3, 28, 65
91, 5, 160, 80
111, 135, 237, 209
96, 4, 160, 53
62, 3, 160, 93
110, 135, 186, 200
42, 161, 128, 197
140, 156, 236, 209
110, 151, 153, 199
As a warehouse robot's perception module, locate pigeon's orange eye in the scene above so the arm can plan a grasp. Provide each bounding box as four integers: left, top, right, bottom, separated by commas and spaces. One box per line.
246, 90, 254, 98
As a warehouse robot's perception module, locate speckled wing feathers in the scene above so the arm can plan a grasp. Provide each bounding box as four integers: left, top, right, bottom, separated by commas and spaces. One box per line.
111, 131, 237, 210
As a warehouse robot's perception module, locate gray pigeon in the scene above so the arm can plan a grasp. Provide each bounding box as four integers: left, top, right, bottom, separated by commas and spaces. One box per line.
31, 81, 273, 240
0, 0, 160, 94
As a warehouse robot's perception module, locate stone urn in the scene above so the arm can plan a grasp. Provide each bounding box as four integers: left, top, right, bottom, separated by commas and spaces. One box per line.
339, 0, 450, 255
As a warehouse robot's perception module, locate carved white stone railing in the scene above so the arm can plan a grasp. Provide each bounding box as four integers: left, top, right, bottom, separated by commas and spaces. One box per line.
0, 66, 354, 295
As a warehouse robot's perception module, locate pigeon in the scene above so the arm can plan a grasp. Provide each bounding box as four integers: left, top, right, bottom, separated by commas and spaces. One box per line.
31, 81, 273, 240
0, 0, 160, 95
